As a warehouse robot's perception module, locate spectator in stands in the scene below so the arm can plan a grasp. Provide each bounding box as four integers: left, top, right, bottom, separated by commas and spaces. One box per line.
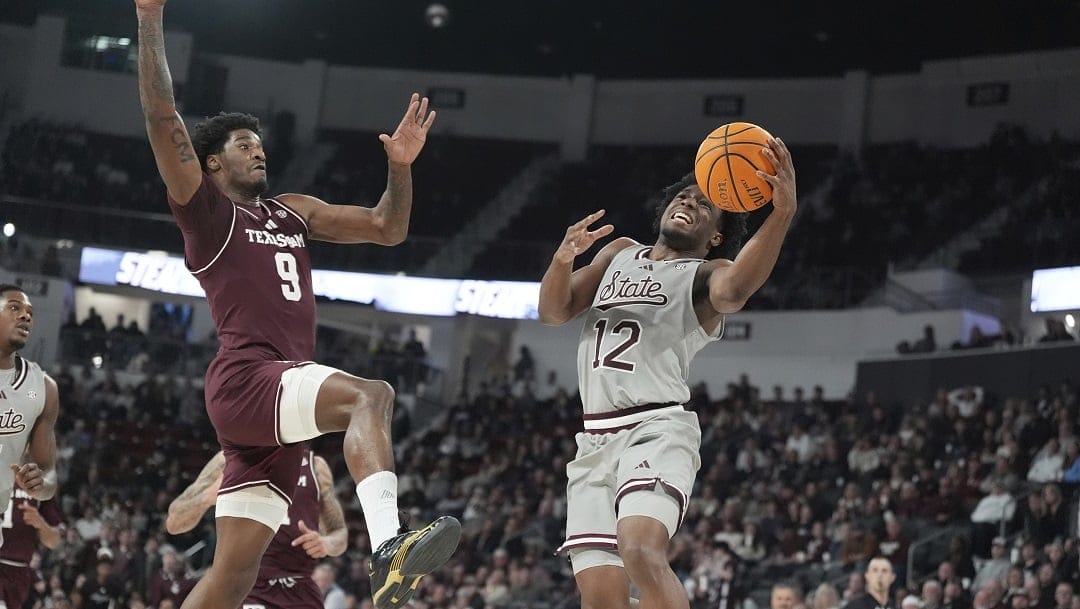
974, 538, 1014, 592
904, 596, 925, 609
772, 581, 803, 609
312, 563, 346, 609
1037, 484, 1069, 546
1028, 439, 1065, 483
942, 581, 969, 609
812, 583, 841, 609
898, 325, 937, 355
1053, 583, 1074, 609
73, 550, 123, 609
971, 482, 1017, 555
1038, 319, 1074, 343
147, 548, 196, 609
1036, 563, 1059, 609
847, 557, 898, 609
922, 580, 944, 609
948, 386, 985, 419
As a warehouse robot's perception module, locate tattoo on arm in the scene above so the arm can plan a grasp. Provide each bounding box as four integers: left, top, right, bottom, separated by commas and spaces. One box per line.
315, 458, 348, 557
161, 115, 195, 163
167, 453, 224, 534
137, 9, 196, 166
137, 13, 175, 108
375, 163, 413, 242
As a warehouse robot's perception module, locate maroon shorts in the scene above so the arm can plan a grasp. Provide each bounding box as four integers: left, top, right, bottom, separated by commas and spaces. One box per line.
243, 575, 323, 609
0, 563, 33, 609
206, 354, 312, 505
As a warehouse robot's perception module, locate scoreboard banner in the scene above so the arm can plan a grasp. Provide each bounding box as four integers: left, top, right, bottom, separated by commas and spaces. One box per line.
79, 246, 540, 320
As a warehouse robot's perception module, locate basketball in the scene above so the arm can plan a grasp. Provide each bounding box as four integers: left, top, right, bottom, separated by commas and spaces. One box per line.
694, 122, 776, 212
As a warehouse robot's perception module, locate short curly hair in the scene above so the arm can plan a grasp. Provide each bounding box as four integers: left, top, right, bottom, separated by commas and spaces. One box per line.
651, 172, 749, 260
190, 112, 261, 172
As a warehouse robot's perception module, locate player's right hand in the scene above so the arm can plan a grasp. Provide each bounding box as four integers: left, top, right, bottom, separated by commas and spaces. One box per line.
553, 210, 614, 265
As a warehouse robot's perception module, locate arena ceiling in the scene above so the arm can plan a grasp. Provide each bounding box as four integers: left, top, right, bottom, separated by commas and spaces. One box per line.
5, 0, 1080, 78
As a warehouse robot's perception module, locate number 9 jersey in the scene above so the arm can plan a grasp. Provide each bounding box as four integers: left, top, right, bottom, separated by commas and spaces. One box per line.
577, 243, 723, 422
168, 174, 315, 363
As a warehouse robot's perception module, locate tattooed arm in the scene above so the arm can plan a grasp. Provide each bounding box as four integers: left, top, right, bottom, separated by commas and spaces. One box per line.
165, 451, 225, 535
135, 0, 202, 205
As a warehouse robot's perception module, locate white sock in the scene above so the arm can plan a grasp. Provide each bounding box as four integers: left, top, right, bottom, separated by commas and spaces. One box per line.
356, 471, 401, 550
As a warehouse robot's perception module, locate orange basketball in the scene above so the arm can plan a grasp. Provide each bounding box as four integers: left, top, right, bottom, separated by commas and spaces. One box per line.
694, 122, 775, 212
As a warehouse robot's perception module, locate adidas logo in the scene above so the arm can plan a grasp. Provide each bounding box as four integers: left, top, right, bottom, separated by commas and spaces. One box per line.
639, 263, 654, 271
265, 219, 279, 231
380, 489, 395, 500
633, 459, 651, 470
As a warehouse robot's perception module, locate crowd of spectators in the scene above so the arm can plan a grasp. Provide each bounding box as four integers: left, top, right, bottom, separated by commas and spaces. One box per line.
4, 119, 1076, 304
11, 327, 1078, 609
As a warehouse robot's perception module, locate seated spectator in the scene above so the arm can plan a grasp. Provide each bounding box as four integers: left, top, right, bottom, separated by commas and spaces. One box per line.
922, 580, 944, 609
1027, 439, 1065, 483
948, 386, 985, 419
899, 325, 937, 354
1038, 318, 1075, 343
971, 482, 1016, 555
972, 537, 1014, 591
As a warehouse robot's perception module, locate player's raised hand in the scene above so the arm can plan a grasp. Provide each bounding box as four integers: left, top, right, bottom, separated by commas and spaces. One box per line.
379, 93, 436, 166
11, 463, 46, 498
292, 520, 330, 558
19, 503, 48, 529
554, 210, 615, 265
756, 137, 797, 213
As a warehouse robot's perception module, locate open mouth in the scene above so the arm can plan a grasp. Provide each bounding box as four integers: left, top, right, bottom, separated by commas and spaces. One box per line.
16, 325, 30, 336
671, 211, 694, 226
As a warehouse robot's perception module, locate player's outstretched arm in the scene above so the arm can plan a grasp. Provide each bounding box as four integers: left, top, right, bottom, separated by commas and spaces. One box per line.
135, 0, 201, 205
291, 456, 348, 558
278, 93, 436, 245
703, 137, 797, 314
12, 375, 59, 501
165, 451, 225, 535
538, 210, 631, 326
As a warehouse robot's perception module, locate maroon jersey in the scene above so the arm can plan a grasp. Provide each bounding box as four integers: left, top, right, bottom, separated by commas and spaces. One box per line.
258, 449, 321, 580
168, 175, 315, 362
0, 489, 63, 566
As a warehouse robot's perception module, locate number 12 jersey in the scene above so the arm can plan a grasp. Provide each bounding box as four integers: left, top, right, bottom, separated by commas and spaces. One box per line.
576, 244, 723, 416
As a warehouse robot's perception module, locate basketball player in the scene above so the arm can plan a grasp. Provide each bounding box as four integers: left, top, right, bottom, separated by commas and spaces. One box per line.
166, 448, 346, 609
0, 490, 63, 609
0, 284, 60, 554
539, 138, 797, 609
134, 2, 460, 609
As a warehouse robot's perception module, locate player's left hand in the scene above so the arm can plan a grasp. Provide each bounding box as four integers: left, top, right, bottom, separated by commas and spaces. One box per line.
292, 520, 331, 558
19, 503, 47, 529
379, 93, 437, 166
11, 463, 46, 498
756, 137, 797, 214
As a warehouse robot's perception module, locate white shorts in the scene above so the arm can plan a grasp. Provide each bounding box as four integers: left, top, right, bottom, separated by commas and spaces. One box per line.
558, 408, 701, 574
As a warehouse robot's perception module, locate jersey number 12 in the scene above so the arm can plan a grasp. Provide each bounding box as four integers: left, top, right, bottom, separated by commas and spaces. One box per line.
592, 319, 641, 372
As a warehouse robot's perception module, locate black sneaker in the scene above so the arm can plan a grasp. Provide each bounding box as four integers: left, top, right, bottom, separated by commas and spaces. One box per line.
369, 515, 462, 609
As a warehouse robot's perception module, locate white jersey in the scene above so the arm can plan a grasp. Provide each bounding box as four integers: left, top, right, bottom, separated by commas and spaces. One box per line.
0, 355, 47, 522
576, 243, 722, 423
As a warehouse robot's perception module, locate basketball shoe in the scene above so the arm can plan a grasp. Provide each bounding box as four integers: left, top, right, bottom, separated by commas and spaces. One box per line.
369, 514, 462, 609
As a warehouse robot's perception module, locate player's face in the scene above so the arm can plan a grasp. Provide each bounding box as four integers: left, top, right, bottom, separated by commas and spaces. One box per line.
660, 185, 721, 252
219, 129, 268, 197
0, 289, 33, 351
866, 559, 896, 594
